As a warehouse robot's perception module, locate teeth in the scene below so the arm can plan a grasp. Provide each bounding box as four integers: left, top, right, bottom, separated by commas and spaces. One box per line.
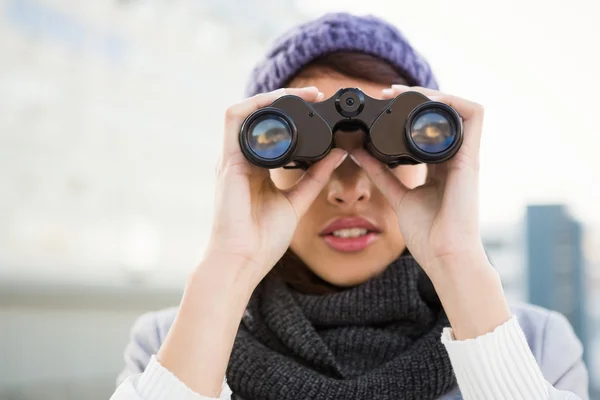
332, 228, 368, 238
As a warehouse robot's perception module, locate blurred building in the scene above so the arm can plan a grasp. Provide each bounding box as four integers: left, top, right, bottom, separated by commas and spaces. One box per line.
483, 206, 599, 397
584, 229, 600, 398
526, 205, 590, 366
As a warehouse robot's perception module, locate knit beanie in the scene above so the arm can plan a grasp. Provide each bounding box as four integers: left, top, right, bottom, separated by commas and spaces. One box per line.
245, 12, 439, 97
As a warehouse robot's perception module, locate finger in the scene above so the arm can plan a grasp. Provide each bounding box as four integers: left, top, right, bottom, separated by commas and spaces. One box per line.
284, 149, 347, 219
428, 94, 484, 167
382, 84, 441, 99
221, 86, 322, 161
384, 85, 482, 122
349, 148, 409, 209
386, 84, 481, 122
380, 87, 398, 100
382, 85, 483, 148
428, 94, 483, 125
383, 83, 485, 168
426, 96, 483, 224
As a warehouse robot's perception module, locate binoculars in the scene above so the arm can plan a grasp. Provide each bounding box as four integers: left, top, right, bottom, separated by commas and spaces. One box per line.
239, 88, 463, 169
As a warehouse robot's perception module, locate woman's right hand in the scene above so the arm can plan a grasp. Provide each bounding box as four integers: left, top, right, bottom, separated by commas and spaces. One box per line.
204, 86, 347, 289
156, 88, 346, 397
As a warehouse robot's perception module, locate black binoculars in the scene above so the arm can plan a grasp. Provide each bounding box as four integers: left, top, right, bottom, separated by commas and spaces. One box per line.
239, 88, 463, 169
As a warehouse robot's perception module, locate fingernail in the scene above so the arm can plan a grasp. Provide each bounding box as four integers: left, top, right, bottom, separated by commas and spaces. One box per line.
382, 88, 394, 96
317, 92, 325, 101
349, 154, 361, 167
335, 152, 348, 168
392, 84, 408, 89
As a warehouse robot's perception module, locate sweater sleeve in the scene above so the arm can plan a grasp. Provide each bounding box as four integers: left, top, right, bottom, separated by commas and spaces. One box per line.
110, 355, 232, 400
441, 316, 585, 400
111, 310, 232, 400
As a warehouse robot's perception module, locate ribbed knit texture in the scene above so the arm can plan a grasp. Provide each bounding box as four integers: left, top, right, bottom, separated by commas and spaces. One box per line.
244, 12, 439, 97
136, 355, 231, 400
442, 316, 551, 400
113, 313, 586, 400
226, 256, 456, 400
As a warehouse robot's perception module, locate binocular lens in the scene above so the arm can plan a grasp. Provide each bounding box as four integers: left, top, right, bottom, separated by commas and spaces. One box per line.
247, 115, 293, 160
409, 109, 456, 154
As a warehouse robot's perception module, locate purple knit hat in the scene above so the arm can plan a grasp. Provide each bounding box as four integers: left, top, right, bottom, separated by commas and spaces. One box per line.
245, 12, 439, 97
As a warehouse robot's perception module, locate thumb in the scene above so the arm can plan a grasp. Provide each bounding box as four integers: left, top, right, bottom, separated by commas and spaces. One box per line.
284, 149, 347, 219
350, 148, 408, 209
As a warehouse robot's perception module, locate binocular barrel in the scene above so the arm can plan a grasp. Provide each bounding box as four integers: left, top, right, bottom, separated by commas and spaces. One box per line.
239, 88, 463, 169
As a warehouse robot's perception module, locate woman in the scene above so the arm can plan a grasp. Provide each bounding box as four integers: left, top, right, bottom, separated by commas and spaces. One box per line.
110, 13, 588, 400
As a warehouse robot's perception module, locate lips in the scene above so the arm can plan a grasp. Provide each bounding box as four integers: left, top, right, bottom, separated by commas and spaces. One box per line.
320, 217, 381, 236
319, 216, 382, 252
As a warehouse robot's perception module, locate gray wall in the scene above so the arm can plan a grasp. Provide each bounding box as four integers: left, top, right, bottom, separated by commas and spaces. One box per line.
0, 281, 182, 400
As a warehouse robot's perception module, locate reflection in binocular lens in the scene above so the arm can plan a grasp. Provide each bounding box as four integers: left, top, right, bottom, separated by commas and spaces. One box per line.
248, 116, 292, 160
410, 109, 456, 154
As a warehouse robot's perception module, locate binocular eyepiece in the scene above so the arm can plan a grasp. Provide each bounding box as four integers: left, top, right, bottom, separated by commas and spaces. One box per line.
239, 88, 463, 169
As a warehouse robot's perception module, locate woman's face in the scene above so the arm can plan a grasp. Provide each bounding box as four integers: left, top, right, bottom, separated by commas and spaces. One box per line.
270, 70, 427, 286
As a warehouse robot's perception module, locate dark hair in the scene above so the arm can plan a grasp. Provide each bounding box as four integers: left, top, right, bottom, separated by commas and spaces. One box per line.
289, 51, 410, 87
268, 51, 410, 295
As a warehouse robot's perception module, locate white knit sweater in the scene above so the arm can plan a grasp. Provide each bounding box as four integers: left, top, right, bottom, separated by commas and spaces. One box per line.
110, 316, 582, 400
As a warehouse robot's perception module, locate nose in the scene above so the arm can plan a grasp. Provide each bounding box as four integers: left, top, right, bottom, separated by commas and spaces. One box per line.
326, 130, 372, 208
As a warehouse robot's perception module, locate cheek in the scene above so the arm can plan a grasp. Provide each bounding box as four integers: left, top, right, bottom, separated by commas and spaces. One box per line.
270, 168, 304, 190
393, 164, 427, 189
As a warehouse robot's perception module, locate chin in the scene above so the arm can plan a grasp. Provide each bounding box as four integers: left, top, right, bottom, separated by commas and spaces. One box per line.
290, 234, 405, 287
307, 250, 394, 287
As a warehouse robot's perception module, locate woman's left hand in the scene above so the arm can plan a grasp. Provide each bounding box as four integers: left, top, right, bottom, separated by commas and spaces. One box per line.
351, 85, 512, 339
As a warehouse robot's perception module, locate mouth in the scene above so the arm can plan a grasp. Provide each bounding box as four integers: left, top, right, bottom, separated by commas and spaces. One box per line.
319, 217, 382, 253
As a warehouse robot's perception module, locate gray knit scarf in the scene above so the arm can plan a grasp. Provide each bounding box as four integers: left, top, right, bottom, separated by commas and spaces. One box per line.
227, 256, 456, 400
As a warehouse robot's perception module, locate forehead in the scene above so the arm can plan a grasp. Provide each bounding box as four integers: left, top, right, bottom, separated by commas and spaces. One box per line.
289, 71, 388, 100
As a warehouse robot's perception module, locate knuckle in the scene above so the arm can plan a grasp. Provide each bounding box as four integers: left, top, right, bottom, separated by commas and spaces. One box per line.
249, 92, 263, 101
215, 157, 223, 177
303, 169, 324, 186
224, 104, 241, 121
221, 154, 247, 173
454, 152, 480, 172
472, 102, 485, 115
